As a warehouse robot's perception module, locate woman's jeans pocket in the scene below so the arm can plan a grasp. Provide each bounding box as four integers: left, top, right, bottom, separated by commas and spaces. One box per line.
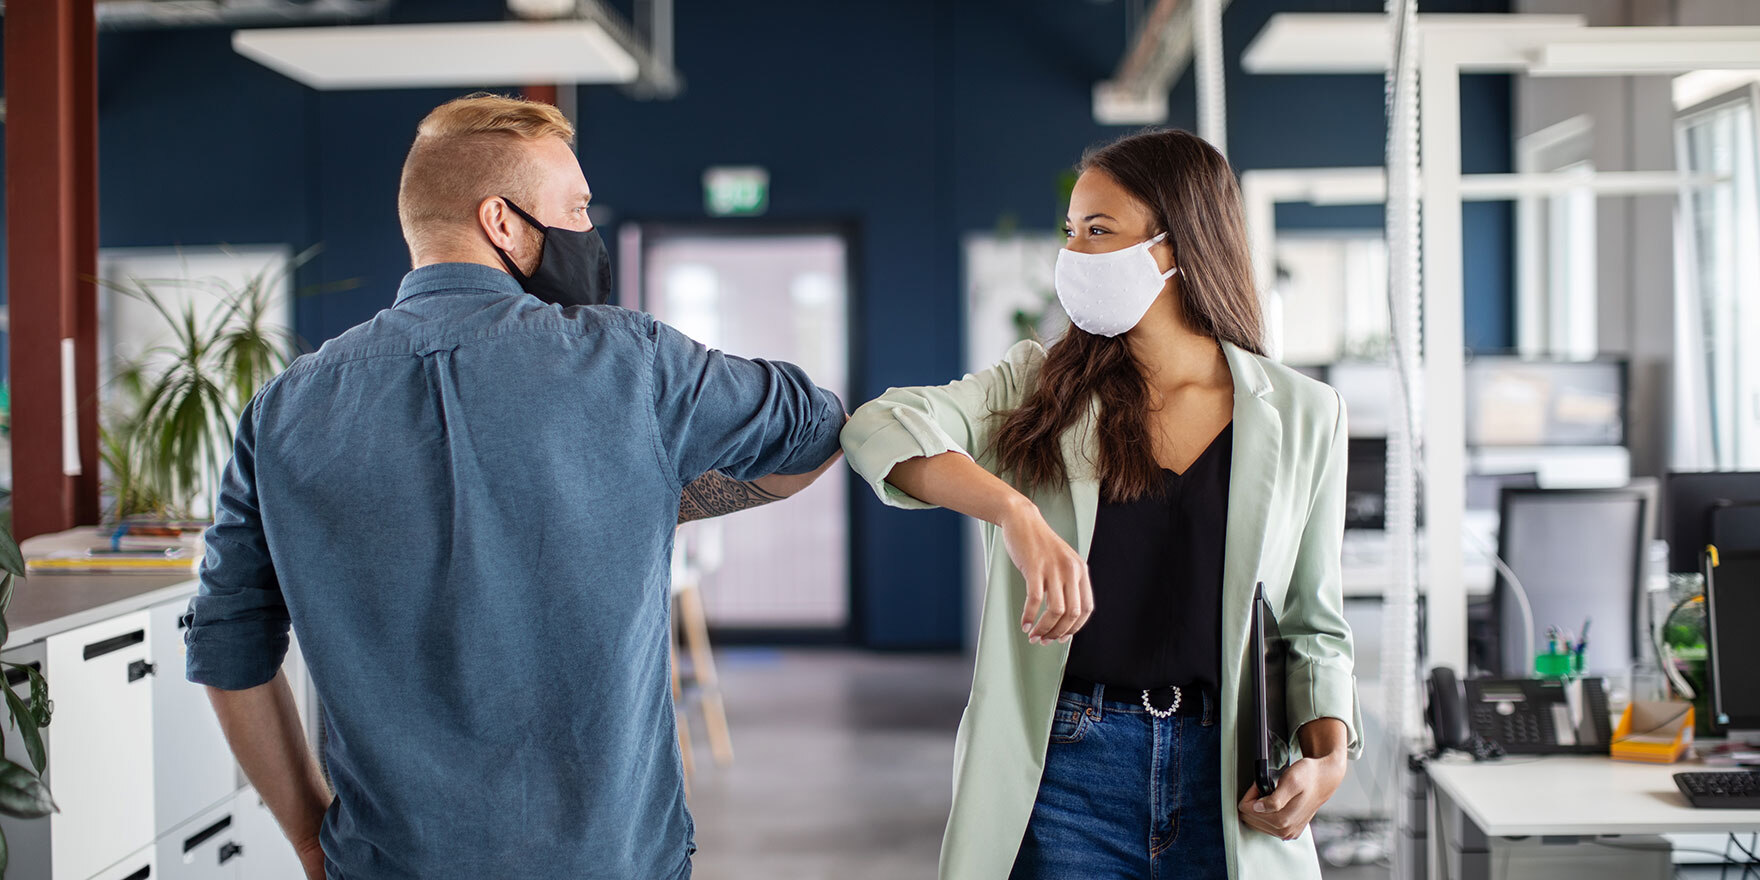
1049, 696, 1093, 744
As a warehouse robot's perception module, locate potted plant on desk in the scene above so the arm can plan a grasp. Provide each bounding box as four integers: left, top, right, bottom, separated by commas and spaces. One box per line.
0, 524, 57, 873
98, 249, 327, 521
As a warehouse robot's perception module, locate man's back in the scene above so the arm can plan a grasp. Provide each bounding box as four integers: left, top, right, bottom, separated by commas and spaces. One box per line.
185, 263, 843, 878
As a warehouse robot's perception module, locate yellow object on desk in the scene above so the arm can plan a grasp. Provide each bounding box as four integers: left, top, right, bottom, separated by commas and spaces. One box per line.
1611, 700, 1695, 764
25, 550, 199, 574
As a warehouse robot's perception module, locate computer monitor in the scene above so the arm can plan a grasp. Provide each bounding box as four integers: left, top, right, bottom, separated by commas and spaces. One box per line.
1494, 486, 1652, 678
1328, 362, 1395, 438
1664, 471, 1760, 573
1465, 471, 1539, 512
1705, 549, 1760, 734
1464, 357, 1625, 447
1347, 441, 1522, 529
1346, 436, 1386, 530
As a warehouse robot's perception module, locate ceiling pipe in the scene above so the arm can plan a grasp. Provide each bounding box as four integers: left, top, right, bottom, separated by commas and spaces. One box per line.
595, 0, 681, 99
1192, 0, 1225, 156
1093, 0, 1234, 129
76, 0, 393, 30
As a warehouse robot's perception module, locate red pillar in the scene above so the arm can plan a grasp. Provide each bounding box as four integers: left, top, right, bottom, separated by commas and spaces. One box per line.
7, 0, 102, 540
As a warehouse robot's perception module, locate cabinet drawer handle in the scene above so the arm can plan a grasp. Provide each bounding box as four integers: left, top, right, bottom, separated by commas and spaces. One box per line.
219, 842, 244, 864
83, 629, 145, 661
127, 660, 156, 683
121, 866, 150, 880
4, 662, 40, 689
184, 815, 232, 853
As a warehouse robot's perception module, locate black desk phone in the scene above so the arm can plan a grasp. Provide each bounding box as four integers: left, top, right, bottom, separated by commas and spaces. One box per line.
1427, 667, 1613, 757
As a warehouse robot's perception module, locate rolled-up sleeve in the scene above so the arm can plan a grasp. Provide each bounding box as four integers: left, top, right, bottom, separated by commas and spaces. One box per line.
841, 339, 1043, 510
1282, 390, 1363, 759
647, 317, 844, 489
184, 395, 290, 691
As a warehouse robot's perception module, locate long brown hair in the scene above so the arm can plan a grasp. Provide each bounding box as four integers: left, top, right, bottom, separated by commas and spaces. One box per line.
991, 129, 1264, 503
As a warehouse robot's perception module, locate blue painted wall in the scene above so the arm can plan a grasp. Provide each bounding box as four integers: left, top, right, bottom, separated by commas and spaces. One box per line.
2, 0, 1511, 647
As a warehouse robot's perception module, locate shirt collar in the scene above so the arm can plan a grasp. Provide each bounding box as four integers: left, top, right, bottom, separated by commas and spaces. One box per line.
394, 262, 526, 305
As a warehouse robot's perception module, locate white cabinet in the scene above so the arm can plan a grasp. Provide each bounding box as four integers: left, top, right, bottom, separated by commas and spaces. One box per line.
45, 611, 156, 880
86, 843, 154, 880
149, 599, 236, 835
232, 787, 308, 880
0, 586, 323, 880
156, 799, 243, 880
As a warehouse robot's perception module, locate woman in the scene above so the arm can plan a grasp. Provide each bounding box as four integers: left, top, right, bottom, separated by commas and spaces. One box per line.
840, 129, 1360, 880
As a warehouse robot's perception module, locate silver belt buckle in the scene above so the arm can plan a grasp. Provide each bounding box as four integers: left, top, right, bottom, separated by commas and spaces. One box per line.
1141, 685, 1182, 719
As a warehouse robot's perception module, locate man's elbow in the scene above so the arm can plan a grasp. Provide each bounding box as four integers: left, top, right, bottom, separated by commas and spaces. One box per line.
754, 448, 844, 499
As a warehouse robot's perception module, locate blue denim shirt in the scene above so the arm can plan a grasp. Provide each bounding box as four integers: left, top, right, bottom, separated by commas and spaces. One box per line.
184, 262, 843, 879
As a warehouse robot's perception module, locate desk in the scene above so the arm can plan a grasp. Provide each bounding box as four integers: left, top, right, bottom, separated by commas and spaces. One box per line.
1424, 755, 1760, 880
4, 572, 196, 647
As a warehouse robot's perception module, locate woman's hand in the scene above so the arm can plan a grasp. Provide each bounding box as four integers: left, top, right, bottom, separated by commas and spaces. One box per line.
882, 452, 1092, 645
999, 499, 1093, 645
1237, 717, 1350, 840
1236, 754, 1346, 840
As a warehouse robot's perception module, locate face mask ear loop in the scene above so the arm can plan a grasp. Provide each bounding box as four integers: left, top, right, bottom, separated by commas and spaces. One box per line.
492, 197, 544, 282
499, 198, 545, 230
1147, 231, 1179, 280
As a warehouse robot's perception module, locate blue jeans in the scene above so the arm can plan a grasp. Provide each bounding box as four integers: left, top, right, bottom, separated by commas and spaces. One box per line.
1011, 685, 1228, 880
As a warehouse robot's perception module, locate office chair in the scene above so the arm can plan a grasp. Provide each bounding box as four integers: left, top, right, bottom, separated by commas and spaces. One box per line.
1491, 486, 1653, 678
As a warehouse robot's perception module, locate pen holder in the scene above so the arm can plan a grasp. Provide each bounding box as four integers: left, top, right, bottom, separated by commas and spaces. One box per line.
1535, 651, 1584, 680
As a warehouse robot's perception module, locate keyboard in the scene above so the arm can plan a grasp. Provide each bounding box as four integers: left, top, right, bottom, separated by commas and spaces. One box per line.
1674, 770, 1760, 808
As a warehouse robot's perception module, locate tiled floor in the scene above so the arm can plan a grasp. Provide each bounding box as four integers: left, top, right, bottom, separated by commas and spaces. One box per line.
680, 648, 1398, 880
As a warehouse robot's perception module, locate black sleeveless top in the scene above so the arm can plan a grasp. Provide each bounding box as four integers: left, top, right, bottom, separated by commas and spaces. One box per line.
1065, 423, 1232, 694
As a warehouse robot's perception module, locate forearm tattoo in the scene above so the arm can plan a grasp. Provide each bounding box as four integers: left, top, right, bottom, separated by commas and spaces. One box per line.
677, 470, 789, 524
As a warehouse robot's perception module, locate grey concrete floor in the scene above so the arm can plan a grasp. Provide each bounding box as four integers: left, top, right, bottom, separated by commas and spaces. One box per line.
679, 648, 1397, 880
683, 648, 968, 880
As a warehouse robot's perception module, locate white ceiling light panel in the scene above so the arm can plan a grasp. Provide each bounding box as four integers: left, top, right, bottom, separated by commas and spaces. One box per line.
232, 20, 641, 90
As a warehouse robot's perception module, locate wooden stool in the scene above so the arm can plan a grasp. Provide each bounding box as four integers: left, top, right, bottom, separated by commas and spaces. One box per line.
669, 624, 695, 788
670, 530, 733, 790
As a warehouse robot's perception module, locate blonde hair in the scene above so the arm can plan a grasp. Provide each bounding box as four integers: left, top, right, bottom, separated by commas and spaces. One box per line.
397, 93, 576, 257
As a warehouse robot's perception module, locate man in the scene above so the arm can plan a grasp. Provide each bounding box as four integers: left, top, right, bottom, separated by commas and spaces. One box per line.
183, 94, 844, 879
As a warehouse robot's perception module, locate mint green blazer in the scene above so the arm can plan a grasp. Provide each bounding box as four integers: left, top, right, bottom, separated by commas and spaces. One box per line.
841, 339, 1362, 880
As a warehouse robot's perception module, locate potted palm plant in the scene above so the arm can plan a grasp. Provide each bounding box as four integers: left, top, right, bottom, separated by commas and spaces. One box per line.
100, 249, 319, 521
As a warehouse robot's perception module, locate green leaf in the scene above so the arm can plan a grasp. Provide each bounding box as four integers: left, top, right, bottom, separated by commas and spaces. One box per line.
2, 820, 10, 874
0, 760, 55, 819
25, 667, 51, 730
3, 689, 44, 776
0, 526, 23, 578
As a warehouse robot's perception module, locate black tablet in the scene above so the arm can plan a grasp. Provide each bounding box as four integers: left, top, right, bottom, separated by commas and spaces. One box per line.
1251, 581, 1290, 796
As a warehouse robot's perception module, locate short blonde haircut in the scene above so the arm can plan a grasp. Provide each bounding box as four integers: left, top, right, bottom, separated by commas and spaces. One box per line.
397, 93, 576, 256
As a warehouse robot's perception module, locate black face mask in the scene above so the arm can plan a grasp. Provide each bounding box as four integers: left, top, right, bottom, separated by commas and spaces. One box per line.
491, 198, 614, 308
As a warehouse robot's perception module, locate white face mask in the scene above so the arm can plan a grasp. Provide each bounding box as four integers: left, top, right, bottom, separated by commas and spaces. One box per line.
1054, 231, 1180, 337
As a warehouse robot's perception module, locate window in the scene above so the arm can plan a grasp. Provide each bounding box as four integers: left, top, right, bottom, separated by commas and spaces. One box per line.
1517, 117, 1598, 360
1273, 232, 1390, 365
1676, 87, 1760, 469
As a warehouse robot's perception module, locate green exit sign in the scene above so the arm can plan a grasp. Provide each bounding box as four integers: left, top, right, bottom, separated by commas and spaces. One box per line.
704, 166, 769, 217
